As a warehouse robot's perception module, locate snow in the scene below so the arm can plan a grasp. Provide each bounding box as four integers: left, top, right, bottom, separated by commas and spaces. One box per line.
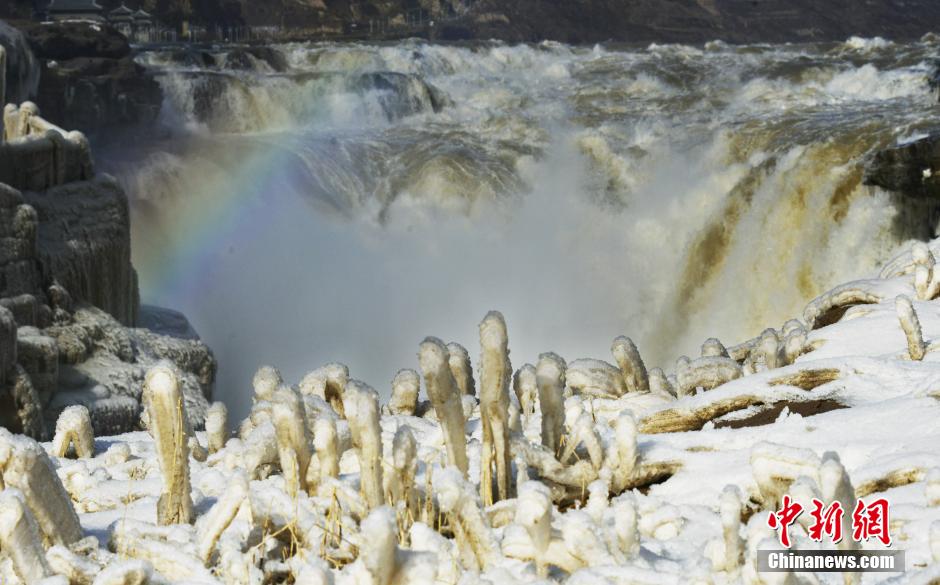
3, 240, 940, 582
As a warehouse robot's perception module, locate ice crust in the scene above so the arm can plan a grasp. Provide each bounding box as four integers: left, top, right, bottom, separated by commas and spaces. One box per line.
2, 239, 940, 583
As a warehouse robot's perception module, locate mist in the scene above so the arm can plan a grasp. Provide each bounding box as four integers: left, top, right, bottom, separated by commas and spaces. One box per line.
114, 39, 935, 422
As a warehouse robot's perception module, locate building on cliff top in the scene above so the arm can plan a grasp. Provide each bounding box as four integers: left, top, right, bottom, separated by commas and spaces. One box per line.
46, 0, 105, 22
107, 4, 155, 42
132, 8, 154, 41
108, 3, 134, 36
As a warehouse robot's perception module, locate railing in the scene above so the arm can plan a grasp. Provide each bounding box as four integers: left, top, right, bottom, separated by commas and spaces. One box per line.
0, 103, 95, 191
160, 0, 480, 44
364, 0, 478, 39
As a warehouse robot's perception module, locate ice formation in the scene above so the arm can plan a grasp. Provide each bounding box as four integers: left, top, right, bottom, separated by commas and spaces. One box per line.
205, 402, 228, 455
142, 364, 194, 525
896, 294, 926, 360
611, 336, 649, 394
1, 238, 940, 583
0, 489, 54, 581
447, 342, 476, 398
512, 364, 538, 417
418, 337, 468, 475
388, 369, 420, 416
535, 352, 566, 454
478, 311, 512, 504
344, 380, 385, 509
51, 405, 94, 459
272, 387, 312, 498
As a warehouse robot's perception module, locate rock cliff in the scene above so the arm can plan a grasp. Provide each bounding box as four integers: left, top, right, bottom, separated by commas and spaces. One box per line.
0, 111, 214, 439
0, 177, 215, 439
0, 19, 38, 103
3, 21, 161, 139
7, 0, 940, 43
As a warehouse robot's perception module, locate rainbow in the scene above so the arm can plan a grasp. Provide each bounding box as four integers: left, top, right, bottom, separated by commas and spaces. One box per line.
129, 135, 304, 305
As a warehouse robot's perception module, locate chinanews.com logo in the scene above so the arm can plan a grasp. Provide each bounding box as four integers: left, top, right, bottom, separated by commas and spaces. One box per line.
758, 495, 905, 573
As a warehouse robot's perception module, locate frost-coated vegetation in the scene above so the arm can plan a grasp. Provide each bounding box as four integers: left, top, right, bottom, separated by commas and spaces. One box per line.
4, 240, 940, 584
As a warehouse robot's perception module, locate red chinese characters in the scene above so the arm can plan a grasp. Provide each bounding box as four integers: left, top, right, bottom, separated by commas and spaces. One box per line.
852, 498, 891, 546
767, 496, 892, 548
767, 495, 803, 548
808, 499, 844, 543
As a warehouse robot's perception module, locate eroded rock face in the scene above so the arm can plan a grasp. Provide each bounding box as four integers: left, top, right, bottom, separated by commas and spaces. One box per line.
0, 184, 41, 301
20, 21, 130, 61
0, 176, 215, 439
14, 22, 161, 138
47, 305, 214, 436
864, 134, 940, 199
33, 55, 162, 137
25, 177, 139, 326
0, 20, 40, 103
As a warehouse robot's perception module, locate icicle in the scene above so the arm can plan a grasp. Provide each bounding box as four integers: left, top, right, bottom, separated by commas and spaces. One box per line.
272, 388, 312, 498
359, 506, 437, 584
0, 489, 54, 582
915, 264, 932, 300
913, 241, 936, 271
0, 429, 83, 544
205, 401, 228, 454
298, 363, 349, 418
310, 416, 340, 489
418, 337, 468, 475
252, 365, 282, 403
343, 380, 385, 509
435, 467, 500, 570
142, 364, 194, 525
389, 369, 420, 416
783, 329, 807, 365
478, 311, 512, 504
389, 425, 417, 511
559, 413, 603, 471
244, 421, 277, 479
584, 478, 609, 523
648, 367, 676, 398
51, 405, 94, 459
512, 364, 538, 417
612, 492, 638, 558
781, 319, 805, 337
195, 470, 248, 563
756, 328, 781, 370
515, 481, 553, 577
701, 337, 729, 358
611, 336, 649, 393
447, 342, 476, 397
536, 352, 566, 455
896, 295, 926, 360
676, 356, 742, 396
566, 359, 626, 397
359, 507, 399, 585
605, 412, 638, 493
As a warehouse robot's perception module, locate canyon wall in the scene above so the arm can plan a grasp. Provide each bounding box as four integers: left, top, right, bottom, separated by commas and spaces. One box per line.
7, 0, 940, 43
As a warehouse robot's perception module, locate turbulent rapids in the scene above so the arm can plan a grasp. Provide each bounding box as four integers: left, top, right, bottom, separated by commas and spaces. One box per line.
107, 36, 940, 420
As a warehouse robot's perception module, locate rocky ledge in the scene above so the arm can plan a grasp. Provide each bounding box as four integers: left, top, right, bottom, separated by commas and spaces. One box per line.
865, 134, 940, 200
0, 120, 214, 438
2, 21, 162, 139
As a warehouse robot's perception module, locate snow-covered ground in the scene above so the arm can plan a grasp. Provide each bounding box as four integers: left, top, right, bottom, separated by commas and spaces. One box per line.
4, 238, 940, 584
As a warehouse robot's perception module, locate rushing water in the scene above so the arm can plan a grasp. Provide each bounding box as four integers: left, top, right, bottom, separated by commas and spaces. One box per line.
105, 36, 940, 420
